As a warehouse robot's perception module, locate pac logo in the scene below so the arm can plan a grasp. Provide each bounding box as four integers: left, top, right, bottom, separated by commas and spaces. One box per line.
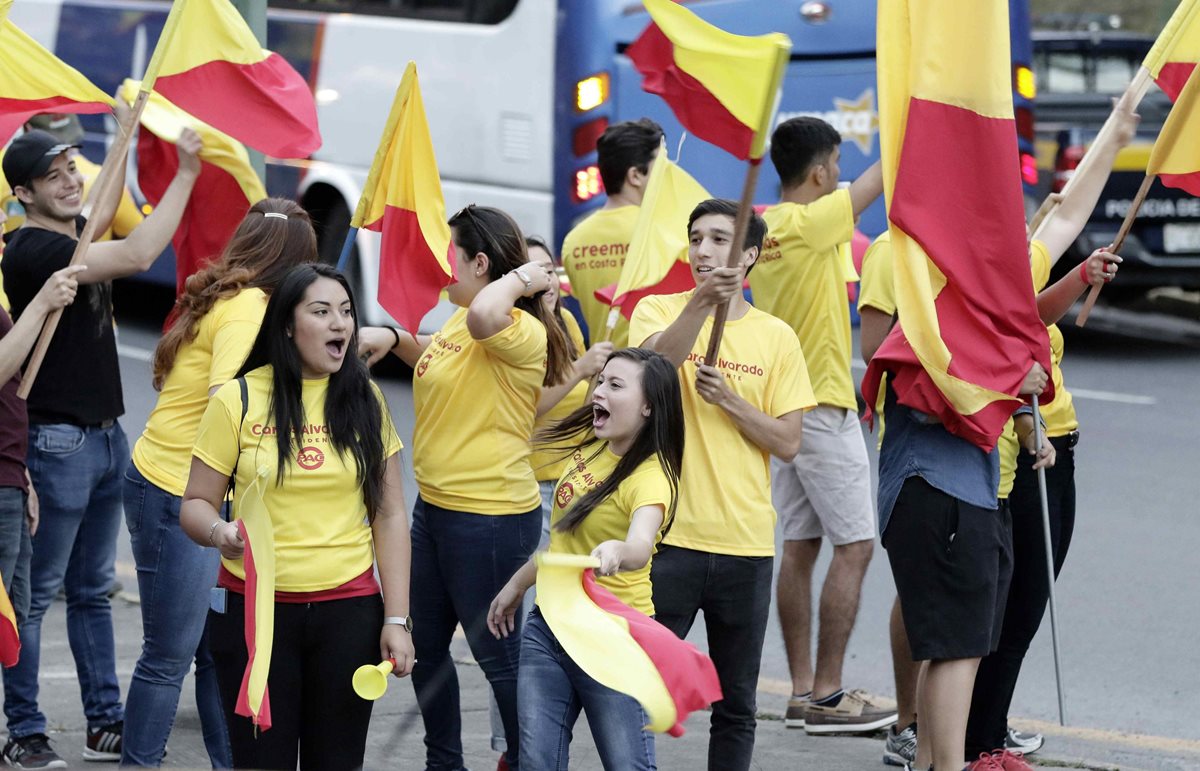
555, 481, 575, 510
416, 352, 433, 378
776, 88, 880, 156
297, 446, 325, 470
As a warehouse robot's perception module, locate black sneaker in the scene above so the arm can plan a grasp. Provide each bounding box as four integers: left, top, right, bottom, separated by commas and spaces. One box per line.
2, 734, 67, 769
83, 721, 122, 762
1004, 727, 1043, 755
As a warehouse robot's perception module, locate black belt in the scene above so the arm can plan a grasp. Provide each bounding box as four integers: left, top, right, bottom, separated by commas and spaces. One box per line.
1049, 430, 1079, 449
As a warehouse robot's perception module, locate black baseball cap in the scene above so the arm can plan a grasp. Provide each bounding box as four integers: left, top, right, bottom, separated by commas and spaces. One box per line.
2, 129, 79, 190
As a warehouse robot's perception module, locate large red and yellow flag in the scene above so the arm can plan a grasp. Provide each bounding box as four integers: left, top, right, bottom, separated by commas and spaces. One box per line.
0, 17, 114, 145
351, 62, 453, 334
861, 0, 1051, 452
143, 0, 320, 159
120, 80, 266, 296
537, 554, 720, 735
1145, 0, 1200, 101
594, 144, 709, 322
1146, 67, 1200, 196
626, 0, 790, 160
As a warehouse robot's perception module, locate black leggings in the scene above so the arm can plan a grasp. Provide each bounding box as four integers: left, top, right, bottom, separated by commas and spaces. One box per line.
208, 591, 384, 770
966, 438, 1076, 756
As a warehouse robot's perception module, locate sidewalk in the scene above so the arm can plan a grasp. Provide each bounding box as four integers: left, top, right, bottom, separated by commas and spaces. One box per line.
27, 595, 1200, 770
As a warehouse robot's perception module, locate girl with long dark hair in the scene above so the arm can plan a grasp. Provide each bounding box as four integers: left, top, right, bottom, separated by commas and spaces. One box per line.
122, 199, 315, 767
179, 264, 413, 770
487, 348, 685, 771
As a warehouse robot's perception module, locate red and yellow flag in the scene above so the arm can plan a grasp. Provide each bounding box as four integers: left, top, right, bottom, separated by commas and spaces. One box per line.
119, 80, 266, 295
626, 0, 790, 160
536, 554, 721, 736
351, 62, 453, 334
1147, 67, 1200, 196
861, 0, 1051, 452
0, 17, 114, 145
1145, 0, 1200, 101
143, 0, 320, 159
595, 144, 708, 322
233, 470, 275, 730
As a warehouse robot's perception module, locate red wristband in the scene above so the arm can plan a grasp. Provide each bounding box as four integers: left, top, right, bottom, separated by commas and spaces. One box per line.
1078, 261, 1089, 283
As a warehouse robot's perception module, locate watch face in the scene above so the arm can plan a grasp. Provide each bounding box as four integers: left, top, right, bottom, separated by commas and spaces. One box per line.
405, 616, 414, 632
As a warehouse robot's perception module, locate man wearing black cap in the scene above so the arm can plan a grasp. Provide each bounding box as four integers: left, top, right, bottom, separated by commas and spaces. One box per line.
0, 126, 200, 769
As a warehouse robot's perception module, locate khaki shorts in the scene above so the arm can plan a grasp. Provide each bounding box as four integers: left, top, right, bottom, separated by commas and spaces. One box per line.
772, 405, 876, 545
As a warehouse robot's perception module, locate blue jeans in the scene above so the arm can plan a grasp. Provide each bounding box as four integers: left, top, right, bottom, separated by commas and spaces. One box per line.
410, 497, 541, 771
121, 465, 231, 768
0, 488, 33, 626
5, 422, 127, 737
518, 610, 655, 771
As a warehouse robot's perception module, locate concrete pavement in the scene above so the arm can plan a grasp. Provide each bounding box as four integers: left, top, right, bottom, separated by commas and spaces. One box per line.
23, 592, 1200, 770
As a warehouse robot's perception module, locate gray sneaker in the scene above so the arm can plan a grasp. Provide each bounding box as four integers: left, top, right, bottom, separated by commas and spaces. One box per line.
1005, 727, 1043, 755
2, 734, 68, 769
883, 722, 917, 766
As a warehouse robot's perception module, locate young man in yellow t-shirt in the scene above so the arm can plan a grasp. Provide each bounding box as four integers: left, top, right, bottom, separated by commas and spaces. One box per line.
630, 199, 816, 771
747, 116, 894, 733
561, 118, 662, 348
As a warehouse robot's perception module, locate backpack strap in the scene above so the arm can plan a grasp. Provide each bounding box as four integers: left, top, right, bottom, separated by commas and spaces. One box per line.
223, 377, 249, 522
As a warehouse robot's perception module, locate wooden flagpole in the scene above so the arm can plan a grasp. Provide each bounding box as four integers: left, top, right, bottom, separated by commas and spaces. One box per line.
703, 43, 789, 363
17, 91, 150, 399
1074, 171, 1154, 327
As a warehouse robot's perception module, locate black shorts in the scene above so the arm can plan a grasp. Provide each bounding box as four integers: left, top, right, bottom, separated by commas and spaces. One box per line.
883, 476, 1013, 661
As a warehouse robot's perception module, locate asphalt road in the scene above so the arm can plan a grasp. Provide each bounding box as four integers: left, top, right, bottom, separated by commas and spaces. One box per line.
107, 300, 1200, 752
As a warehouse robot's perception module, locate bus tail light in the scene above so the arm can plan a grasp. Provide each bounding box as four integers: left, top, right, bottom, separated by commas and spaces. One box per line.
575, 73, 610, 112
1020, 152, 1038, 186
1014, 65, 1036, 100
1053, 144, 1084, 193
1015, 107, 1035, 143
573, 117, 609, 157
572, 165, 603, 203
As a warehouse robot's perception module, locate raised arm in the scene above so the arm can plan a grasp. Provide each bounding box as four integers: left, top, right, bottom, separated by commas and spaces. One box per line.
537, 342, 613, 417
1036, 97, 1140, 264
849, 160, 884, 217
642, 266, 742, 367
78, 129, 202, 285
1036, 247, 1119, 324
467, 263, 552, 340
358, 326, 432, 368
0, 266, 85, 383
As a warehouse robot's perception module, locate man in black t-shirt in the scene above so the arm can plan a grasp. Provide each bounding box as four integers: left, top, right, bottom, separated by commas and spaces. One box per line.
0, 127, 201, 768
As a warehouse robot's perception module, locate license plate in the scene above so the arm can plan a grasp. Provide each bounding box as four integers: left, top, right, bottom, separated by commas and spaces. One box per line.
1163, 223, 1200, 254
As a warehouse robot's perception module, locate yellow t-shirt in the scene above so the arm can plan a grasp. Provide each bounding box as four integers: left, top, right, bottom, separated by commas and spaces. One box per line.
630, 292, 817, 556
133, 289, 267, 495
413, 307, 547, 514
192, 367, 402, 592
1029, 241, 1078, 436
998, 417, 1018, 500
857, 232, 895, 316
529, 309, 589, 482
562, 205, 639, 348
751, 189, 857, 410
546, 445, 672, 615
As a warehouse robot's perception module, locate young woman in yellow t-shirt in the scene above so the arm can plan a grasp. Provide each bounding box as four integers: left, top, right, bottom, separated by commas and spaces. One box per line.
180, 264, 413, 770
122, 199, 316, 767
487, 348, 683, 771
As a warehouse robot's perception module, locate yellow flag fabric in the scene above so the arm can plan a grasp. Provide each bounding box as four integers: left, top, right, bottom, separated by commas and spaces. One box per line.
235, 467, 276, 729
613, 144, 709, 303
536, 553, 677, 732
0, 1, 11, 25
1147, 67, 1200, 192
145, 0, 269, 87
1145, 0, 1200, 78
0, 19, 114, 143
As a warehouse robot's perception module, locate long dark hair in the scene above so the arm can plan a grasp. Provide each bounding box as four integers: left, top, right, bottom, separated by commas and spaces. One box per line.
449, 206, 574, 386
153, 198, 317, 389
535, 348, 684, 533
526, 234, 580, 360
236, 263, 388, 522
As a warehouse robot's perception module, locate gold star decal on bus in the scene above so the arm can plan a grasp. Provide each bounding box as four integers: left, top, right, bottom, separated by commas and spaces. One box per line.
833, 89, 880, 155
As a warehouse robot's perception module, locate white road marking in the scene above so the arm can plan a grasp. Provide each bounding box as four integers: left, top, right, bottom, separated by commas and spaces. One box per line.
117, 343, 154, 362
849, 360, 1157, 405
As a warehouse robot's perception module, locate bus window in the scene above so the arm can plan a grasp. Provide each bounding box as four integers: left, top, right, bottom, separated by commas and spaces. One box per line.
1039, 51, 1086, 93
267, 0, 519, 24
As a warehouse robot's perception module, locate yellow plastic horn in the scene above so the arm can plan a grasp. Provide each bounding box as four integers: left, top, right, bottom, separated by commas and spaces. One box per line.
352, 659, 395, 701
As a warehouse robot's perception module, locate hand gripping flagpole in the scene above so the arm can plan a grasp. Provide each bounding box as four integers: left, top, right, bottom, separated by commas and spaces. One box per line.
1032, 394, 1067, 726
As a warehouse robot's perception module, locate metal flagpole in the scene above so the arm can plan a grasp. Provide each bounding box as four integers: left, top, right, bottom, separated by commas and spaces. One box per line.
1032, 394, 1067, 726
336, 227, 359, 272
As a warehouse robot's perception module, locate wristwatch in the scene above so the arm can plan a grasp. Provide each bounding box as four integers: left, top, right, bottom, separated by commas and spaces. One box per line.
510, 267, 533, 292
384, 615, 414, 632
